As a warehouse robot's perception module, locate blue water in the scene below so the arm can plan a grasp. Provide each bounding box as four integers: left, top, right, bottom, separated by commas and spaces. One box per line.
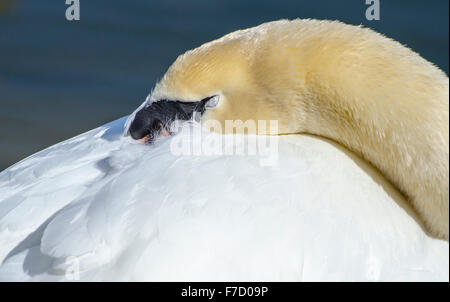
0, 0, 448, 170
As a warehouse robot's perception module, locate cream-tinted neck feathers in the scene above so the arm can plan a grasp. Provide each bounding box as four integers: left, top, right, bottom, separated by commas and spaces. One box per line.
152, 19, 449, 239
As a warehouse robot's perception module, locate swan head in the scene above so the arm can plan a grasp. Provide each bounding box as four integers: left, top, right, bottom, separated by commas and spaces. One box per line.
128, 25, 302, 142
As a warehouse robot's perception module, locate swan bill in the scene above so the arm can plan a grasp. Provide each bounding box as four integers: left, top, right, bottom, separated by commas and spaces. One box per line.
129, 98, 214, 143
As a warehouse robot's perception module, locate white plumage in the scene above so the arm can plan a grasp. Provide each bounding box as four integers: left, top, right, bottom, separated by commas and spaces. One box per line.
0, 117, 447, 281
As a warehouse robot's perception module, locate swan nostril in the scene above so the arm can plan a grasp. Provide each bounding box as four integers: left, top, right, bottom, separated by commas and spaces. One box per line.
129, 118, 150, 140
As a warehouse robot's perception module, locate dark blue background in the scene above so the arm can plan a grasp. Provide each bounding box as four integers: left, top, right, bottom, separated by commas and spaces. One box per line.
0, 0, 448, 170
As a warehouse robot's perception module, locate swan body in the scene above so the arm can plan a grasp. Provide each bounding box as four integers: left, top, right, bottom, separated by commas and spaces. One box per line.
143, 19, 449, 239
0, 118, 448, 281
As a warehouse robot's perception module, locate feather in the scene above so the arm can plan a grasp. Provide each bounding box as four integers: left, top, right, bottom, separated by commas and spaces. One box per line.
0, 117, 447, 281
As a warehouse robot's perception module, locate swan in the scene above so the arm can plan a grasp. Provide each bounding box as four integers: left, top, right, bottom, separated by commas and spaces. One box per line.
129, 19, 449, 240
0, 19, 448, 281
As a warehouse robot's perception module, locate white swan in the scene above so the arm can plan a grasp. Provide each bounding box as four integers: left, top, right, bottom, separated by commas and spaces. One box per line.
0, 118, 447, 281
0, 19, 448, 281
